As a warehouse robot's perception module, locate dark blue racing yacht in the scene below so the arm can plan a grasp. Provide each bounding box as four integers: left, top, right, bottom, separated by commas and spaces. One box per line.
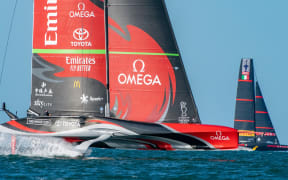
234, 58, 288, 151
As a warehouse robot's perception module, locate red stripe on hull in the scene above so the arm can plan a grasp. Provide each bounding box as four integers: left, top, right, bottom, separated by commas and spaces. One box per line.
86, 119, 122, 127
64, 138, 83, 143
267, 145, 288, 149
256, 96, 263, 98
7, 120, 53, 134
238, 144, 247, 147
162, 123, 238, 150
137, 139, 174, 150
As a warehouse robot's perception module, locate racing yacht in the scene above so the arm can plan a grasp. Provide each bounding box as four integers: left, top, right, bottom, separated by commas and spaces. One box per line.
0, 0, 238, 153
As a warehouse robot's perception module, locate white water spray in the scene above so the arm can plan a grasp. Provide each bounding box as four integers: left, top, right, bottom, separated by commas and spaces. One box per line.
0, 133, 84, 158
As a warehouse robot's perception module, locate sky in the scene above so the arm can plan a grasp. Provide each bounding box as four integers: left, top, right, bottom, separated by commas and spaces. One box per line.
0, 0, 288, 145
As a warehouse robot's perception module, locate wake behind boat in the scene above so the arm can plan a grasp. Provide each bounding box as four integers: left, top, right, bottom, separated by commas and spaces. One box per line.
0, 0, 238, 153
234, 58, 288, 151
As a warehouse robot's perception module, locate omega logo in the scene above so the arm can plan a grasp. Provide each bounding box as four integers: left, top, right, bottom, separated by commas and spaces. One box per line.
133, 59, 145, 73
210, 131, 230, 141
69, 2, 95, 18
78, 2, 85, 10
118, 59, 161, 86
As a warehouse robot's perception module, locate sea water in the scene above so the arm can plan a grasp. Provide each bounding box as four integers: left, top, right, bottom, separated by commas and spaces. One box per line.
0, 134, 287, 179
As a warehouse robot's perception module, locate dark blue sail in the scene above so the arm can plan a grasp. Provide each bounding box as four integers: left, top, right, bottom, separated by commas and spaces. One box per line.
234, 58, 256, 146
255, 81, 279, 145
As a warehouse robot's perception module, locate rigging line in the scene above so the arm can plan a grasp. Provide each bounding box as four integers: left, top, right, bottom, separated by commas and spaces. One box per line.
104, 0, 110, 117
254, 59, 258, 82
82, 0, 84, 111
253, 59, 259, 97
0, 0, 19, 86
80, 0, 86, 112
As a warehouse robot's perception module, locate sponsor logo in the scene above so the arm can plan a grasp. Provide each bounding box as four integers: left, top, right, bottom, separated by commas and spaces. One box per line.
71, 28, 92, 47
44, 0, 58, 46
55, 119, 80, 128
69, 2, 95, 18
80, 94, 89, 104
78, 2, 85, 10
241, 59, 250, 80
74, 80, 81, 88
239, 130, 255, 137
66, 56, 95, 65
27, 118, 52, 126
118, 59, 161, 86
178, 101, 190, 123
239, 133, 255, 137
180, 101, 188, 117
255, 132, 276, 136
34, 99, 52, 109
66, 56, 95, 72
242, 59, 250, 73
210, 131, 230, 141
35, 82, 53, 97
80, 94, 104, 104
73, 28, 89, 41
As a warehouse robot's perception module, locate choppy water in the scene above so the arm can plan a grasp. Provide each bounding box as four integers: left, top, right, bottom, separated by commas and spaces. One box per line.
0, 134, 287, 179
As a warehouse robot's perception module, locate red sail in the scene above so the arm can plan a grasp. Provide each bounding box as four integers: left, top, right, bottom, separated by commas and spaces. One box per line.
107, 0, 200, 123
109, 25, 176, 122
30, 0, 107, 116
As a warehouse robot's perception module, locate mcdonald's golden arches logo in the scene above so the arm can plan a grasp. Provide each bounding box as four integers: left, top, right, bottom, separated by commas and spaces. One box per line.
74, 80, 81, 88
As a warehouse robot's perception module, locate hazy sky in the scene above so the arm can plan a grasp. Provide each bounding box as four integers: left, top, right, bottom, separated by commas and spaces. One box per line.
0, 0, 288, 145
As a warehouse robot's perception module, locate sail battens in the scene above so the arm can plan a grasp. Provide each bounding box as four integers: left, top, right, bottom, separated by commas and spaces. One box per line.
256, 127, 274, 129
32, 49, 106, 54
236, 99, 254, 102
254, 81, 280, 145
234, 120, 255, 123
238, 80, 252, 82
255, 111, 268, 114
